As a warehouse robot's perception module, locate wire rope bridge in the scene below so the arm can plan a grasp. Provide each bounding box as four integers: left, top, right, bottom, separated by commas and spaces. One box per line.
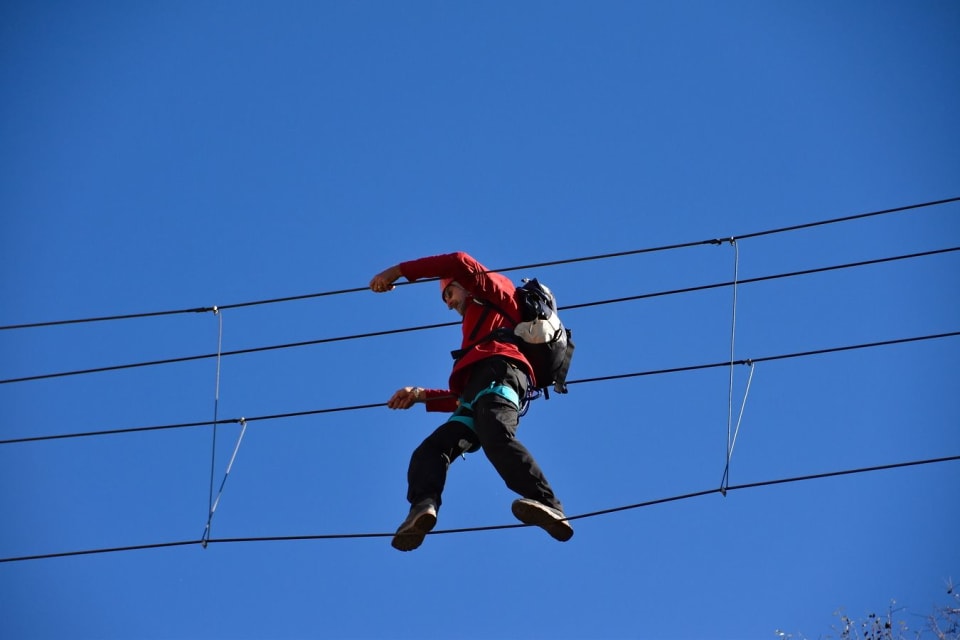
1, 196, 958, 563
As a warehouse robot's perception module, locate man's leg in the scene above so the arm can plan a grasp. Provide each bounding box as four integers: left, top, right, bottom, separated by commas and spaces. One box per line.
470, 360, 573, 542
472, 393, 562, 511
393, 420, 477, 552
406, 420, 477, 507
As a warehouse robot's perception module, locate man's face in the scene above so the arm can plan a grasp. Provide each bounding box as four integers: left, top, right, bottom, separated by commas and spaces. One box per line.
442, 283, 469, 316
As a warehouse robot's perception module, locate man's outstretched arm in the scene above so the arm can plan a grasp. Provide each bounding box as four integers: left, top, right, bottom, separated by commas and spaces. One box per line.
370, 265, 403, 292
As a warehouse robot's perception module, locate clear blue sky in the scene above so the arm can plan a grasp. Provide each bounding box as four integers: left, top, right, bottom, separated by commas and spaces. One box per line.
2, 2, 958, 639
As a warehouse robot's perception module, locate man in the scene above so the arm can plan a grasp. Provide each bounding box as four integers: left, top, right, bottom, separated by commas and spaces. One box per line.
369, 251, 573, 552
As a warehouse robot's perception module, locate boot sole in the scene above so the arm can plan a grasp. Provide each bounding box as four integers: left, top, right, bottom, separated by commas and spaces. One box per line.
391, 510, 437, 552
512, 499, 574, 542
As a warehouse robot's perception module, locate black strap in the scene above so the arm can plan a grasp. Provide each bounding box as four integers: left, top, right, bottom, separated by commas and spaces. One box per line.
552, 329, 575, 394
451, 327, 515, 362
467, 303, 493, 341
452, 298, 515, 362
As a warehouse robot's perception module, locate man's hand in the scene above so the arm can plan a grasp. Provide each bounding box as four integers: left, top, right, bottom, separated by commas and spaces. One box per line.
370, 265, 402, 293
387, 386, 423, 410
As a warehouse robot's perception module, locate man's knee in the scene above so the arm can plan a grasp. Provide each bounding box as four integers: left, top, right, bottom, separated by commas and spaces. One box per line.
413, 435, 446, 463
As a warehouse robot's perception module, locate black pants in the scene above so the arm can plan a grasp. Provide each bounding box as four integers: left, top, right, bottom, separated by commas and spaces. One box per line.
406, 357, 562, 512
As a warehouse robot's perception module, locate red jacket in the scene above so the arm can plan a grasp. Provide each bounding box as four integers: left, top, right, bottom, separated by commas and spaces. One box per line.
399, 251, 533, 412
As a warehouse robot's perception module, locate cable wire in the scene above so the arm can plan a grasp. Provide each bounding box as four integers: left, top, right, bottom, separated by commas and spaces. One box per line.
2, 246, 956, 386
731, 197, 960, 241
2, 196, 956, 332
202, 308, 225, 546
561, 246, 960, 312
2, 330, 956, 446
2, 453, 956, 563
722, 239, 740, 494
202, 418, 247, 547
721, 362, 756, 495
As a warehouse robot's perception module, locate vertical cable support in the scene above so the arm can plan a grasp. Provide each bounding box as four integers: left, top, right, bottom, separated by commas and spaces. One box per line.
202, 307, 224, 547
719, 239, 751, 496
202, 417, 248, 546
721, 361, 755, 495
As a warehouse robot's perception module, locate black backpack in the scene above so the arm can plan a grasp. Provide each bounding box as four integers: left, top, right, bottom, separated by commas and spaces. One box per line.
452, 278, 574, 396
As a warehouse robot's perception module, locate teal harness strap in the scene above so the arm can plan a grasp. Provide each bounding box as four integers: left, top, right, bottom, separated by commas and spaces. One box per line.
448, 383, 521, 433
472, 383, 520, 410
448, 411, 475, 430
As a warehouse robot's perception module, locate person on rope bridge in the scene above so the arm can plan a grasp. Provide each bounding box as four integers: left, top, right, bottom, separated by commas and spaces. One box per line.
369, 251, 573, 552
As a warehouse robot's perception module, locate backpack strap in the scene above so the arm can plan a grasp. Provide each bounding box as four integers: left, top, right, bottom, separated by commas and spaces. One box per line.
552, 329, 575, 394
466, 302, 493, 341
451, 297, 515, 362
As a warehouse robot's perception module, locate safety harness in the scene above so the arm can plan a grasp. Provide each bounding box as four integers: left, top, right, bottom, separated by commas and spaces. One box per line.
448, 382, 525, 454
448, 382, 523, 431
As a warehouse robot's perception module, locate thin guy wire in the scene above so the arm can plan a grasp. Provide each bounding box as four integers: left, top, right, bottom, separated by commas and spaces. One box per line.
202, 418, 248, 548
2, 330, 956, 446
728, 363, 755, 466
721, 362, 756, 495
2, 196, 956, 331
721, 239, 739, 495
2, 453, 957, 563
203, 308, 224, 547
2, 246, 957, 386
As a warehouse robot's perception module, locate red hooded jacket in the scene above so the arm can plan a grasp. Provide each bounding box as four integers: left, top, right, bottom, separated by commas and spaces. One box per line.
398, 251, 534, 412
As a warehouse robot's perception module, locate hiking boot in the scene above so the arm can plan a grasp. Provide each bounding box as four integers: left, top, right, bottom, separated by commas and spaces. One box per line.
391, 499, 438, 552
511, 498, 574, 542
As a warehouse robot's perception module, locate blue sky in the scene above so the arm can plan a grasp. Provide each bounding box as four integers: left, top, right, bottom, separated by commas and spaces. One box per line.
1, 2, 958, 639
